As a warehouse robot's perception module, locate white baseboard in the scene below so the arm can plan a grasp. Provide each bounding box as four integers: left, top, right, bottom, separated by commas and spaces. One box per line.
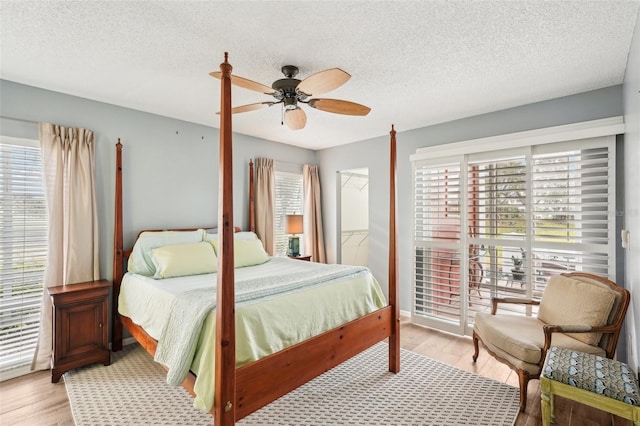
123, 337, 137, 347
110, 337, 138, 349
0, 364, 34, 382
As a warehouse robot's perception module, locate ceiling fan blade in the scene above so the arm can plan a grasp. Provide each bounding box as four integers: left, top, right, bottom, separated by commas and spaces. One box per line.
308, 98, 371, 116
215, 102, 276, 115
284, 107, 307, 130
297, 68, 350, 96
209, 71, 276, 95
232, 102, 276, 114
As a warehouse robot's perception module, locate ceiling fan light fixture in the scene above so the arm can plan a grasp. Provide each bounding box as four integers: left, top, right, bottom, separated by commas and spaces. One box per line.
284, 106, 307, 130
283, 97, 297, 110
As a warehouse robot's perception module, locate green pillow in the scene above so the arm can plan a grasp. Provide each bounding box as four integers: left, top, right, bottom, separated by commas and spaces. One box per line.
210, 238, 269, 268
151, 242, 217, 279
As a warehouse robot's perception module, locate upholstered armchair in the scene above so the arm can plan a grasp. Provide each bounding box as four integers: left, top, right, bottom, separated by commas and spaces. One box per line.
472, 272, 630, 413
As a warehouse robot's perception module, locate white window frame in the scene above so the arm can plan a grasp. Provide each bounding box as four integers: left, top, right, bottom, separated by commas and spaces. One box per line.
410, 117, 622, 336
274, 163, 304, 257
0, 136, 48, 380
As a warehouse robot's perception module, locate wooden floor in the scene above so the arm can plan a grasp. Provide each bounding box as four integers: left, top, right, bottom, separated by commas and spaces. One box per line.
0, 320, 631, 425
401, 320, 632, 426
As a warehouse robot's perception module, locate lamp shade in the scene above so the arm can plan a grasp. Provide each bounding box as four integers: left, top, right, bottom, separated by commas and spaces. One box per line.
286, 214, 303, 234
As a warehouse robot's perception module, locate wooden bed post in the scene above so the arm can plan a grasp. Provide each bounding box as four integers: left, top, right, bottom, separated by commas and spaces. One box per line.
112, 138, 123, 352
215, 52, 236, 426
249, 159, 256, 233
112, 57, 401, 423
388, 125, 400, 373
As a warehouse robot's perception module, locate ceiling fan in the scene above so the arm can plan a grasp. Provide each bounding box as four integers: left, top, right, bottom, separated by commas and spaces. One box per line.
210, 65, 371, 130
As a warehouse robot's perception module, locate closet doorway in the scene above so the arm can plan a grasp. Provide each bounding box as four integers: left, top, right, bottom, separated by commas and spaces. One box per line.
337, 168, 369, 267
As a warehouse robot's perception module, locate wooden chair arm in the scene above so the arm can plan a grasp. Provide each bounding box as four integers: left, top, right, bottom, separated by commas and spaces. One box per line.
539, 324, 619, 367
491, 297, 540, 314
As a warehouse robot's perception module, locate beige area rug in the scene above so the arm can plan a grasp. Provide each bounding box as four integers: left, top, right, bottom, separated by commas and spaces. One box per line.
65, 342, 520, 425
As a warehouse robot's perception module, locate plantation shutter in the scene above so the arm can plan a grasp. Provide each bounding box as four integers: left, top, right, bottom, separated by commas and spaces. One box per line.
274, 171, 303, 256
0, 138, 48, 374
530, 142, 614, 291
411, 132, 615, 335
414, 160, 463, 331
466, 153, 529, 317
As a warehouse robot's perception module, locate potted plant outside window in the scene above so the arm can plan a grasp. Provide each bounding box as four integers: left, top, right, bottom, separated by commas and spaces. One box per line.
511, 249, 525, 281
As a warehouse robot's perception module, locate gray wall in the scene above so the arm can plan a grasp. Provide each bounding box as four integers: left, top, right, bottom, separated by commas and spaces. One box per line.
0, 80, 317, 281
317, 85, 624, 316
623, 10, 640, 374
2, 71, 635, 365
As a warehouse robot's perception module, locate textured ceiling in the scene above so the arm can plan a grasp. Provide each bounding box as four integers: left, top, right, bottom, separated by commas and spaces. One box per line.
1, 1, 638, 150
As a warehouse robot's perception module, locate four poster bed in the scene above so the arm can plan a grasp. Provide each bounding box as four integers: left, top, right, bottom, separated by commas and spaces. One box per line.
111, 53, 399, 425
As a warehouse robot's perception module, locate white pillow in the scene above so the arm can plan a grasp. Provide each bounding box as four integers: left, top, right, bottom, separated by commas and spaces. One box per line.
151, 242, 217, 279
210, 238, 269, 268
128, 229, 205, 276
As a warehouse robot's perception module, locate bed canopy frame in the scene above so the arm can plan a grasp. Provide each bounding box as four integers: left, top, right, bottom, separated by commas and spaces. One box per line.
111, 52, 399, 425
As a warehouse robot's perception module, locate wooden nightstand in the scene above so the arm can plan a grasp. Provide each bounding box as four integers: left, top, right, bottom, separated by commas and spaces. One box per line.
48, 279, 111, 383
288, 255, 312, 261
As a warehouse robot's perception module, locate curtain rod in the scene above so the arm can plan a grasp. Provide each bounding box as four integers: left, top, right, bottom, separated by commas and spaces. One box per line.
276, 160, 320, 169
276, 159, 302, 167
251, 158, 317, 167
1, 115, 39, 125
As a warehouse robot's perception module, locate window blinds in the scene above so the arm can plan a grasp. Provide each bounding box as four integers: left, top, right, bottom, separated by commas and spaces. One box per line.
0, 139, 48, 373
531, 145, 612, 280
274, 171, 303, 257
414, 162, 462, 325
412, 136, 615, 334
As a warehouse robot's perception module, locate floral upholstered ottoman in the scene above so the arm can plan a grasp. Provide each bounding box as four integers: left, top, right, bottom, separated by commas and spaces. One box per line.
540, 346, 640, 425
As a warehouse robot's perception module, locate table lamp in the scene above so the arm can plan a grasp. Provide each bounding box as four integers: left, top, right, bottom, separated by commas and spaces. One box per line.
286, 214, 303, 256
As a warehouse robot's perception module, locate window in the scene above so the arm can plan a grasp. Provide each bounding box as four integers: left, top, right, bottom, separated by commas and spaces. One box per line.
412, 135, 616, 335
0, 137, 48, 378
414, 161, 462, 325
274, 170, 303, 256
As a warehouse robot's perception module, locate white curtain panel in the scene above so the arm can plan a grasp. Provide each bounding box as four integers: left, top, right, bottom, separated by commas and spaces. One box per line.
255, 158, 275, 256
31, 123, 100, 370
303, 164, 326, 263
